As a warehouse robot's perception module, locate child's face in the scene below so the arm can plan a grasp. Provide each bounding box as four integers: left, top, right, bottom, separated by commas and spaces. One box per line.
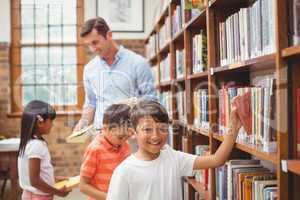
37, 119, 53, 135
103, 125, 133, 147
135, 116, 169, 156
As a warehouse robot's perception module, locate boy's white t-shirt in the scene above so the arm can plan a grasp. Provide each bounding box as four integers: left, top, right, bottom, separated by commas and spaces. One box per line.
18, 139, 55, 195
106, 144, 197, 200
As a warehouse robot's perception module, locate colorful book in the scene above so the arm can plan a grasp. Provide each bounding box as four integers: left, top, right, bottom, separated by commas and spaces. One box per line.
54, 175, 80, 190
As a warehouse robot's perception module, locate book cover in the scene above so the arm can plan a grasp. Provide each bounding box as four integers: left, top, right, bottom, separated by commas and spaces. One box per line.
54, 175, 80, 190
233, 91, 252, 135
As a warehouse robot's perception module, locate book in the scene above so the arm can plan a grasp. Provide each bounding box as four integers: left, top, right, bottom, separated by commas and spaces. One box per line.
66, 125, 96, 143
233, 91, 252, 135
54, 175, 80, 190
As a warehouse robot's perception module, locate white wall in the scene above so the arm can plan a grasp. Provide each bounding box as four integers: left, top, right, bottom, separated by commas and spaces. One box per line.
0, 0, 168, 42
0, 0, 11, 42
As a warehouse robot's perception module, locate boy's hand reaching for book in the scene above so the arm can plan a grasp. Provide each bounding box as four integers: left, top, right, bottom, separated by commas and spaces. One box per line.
229, 105, 242, 132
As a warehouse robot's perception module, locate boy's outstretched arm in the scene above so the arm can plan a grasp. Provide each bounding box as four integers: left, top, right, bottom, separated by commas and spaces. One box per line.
79, 176, 107, 200
193, 108, 241, 170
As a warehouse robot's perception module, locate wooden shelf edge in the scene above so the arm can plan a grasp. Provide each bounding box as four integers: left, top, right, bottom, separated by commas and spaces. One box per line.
187, 71, 208, 80
282, 45, 300, 58
213, 133, 278, 165
185, 177, 210, 200
188, 125, 210, 137
286, 160, 300, 175
213, 53, 276, 74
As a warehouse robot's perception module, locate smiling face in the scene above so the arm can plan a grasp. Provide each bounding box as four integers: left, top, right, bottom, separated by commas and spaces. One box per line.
135, 116, 169, 160
82, 28, 113, 59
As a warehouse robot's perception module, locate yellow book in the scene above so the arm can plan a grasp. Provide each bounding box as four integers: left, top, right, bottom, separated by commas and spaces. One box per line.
54, 175, 80, 190
66, 125, 96, 143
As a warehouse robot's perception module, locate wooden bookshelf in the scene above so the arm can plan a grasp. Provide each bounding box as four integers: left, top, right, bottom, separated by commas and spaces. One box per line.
145, 0, 295, 199
285, 160, 300, 176
282, 45, 300, 58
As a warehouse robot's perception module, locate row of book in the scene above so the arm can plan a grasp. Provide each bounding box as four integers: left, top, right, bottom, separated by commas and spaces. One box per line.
192, 31, 207, 74
151, 64, 159, 86
160, 54, 171, 83
177, 90, 186, 123
216, 159, 277, 200
193, 145, 209, 189
218, 79, 276, 153
193, 89, 209, 129
158, 91, 172, 119
176, 49, 185, 78
146, 33, 158, 59
159, 16, 171, 50
218, 0, 276, 66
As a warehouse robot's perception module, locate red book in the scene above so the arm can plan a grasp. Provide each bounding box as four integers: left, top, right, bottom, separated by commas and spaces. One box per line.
233, 91, 252, 135
297, 88, 300, 158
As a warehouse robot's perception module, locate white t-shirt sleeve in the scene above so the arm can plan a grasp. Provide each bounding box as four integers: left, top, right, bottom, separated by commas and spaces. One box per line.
26, 140, 47, 159
173, 149, 197, 177
106, 166, 129, 200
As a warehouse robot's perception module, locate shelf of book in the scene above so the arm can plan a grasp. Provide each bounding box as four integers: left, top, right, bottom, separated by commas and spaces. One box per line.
187, 71, 208, 80
286, 160, 300, 176
282, 45, 300, 58
185, 177, 210, 200
212, 53, 276, 74
213, 133, 278, 165
145, 0, 293, 199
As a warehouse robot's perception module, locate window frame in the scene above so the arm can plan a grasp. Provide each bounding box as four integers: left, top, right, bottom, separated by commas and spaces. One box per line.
10, 0, 85, 115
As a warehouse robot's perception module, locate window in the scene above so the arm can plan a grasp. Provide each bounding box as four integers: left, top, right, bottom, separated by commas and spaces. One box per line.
11, 0, 85, 113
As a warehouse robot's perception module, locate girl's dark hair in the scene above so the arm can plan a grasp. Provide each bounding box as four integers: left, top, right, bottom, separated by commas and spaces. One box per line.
130, 100, 170, 129
18, 100, 56, 157
102, 104, 132, 129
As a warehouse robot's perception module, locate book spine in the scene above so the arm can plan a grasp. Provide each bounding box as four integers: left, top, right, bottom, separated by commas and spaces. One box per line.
297, 88, 300, 158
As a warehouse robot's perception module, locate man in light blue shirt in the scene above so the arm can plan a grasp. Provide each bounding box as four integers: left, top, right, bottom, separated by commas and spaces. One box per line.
74, 17, 156, 130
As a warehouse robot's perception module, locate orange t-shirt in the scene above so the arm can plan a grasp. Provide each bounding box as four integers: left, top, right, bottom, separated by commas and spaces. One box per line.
80, 135, 131, 199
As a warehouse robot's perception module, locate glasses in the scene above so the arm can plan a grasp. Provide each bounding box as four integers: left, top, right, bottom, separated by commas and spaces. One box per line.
138, 123, 170, 135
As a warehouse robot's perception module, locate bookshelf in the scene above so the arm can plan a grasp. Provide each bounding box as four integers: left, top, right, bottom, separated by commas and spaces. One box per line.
145, 0, 299, 199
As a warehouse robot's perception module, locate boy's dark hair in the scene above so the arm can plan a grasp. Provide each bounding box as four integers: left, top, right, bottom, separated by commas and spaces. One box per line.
103, 104, 132, 129
18, 100, 56, 157
130, 100, 170, 129
80, 17, 110, 38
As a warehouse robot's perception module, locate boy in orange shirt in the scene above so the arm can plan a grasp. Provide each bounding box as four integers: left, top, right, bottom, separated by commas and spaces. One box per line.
79, 104, 133, 200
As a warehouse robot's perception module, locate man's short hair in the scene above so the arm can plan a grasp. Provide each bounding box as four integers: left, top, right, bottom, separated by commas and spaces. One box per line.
130, 100, 170, 129
80, 17, 110, 38
103, 104, 131, 129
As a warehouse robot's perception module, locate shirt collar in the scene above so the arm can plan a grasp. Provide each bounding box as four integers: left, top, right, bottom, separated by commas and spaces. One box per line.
98, 45, 125, 66
97, 135, 122, 152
